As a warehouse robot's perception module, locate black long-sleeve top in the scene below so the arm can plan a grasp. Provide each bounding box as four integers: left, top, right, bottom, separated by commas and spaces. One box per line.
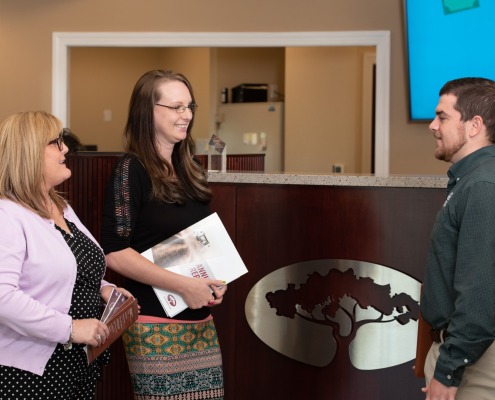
101, 155, 211, 321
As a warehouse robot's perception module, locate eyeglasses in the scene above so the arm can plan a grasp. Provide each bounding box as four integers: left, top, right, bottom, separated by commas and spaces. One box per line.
155, 103, 198, 114
48, 132, 65, 151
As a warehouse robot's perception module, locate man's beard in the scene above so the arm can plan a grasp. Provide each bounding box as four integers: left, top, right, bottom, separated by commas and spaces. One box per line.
435, 128, 467, 162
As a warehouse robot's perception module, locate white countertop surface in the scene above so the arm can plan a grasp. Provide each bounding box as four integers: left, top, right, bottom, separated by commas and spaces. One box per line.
207, 171, 449, 189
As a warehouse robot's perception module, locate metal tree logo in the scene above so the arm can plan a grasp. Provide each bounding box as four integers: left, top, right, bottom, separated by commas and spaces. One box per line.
245, 259, 421, 369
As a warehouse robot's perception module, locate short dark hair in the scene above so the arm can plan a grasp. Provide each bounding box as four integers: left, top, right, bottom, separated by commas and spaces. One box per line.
440, 77, 495, 142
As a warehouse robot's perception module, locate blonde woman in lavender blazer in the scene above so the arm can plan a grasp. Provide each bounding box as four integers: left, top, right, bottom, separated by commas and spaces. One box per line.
0, 111, 132, 400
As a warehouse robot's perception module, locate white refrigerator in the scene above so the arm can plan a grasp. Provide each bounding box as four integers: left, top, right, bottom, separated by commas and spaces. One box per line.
216, 102, 284, 173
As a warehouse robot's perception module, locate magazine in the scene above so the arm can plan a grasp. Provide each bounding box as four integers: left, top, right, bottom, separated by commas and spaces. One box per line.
86, 288, 139, 364
142, 212, 248, 317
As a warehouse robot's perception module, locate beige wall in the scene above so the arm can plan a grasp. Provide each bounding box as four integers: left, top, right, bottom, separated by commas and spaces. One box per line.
0, 0, 445, 175
216, 48, 285, 98
70, 47, 211, 152
69, 46, 370, 174
157, 48, 212, 144
285, 46, 374, 174
70, 47, 284, 157
70, 48, 159, 151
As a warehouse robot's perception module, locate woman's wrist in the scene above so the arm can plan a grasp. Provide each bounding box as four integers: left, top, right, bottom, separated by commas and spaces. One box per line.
63, 320, 75, 351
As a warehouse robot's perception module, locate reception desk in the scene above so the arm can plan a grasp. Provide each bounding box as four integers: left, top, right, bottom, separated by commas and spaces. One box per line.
207, 172, 446, 400
58, 154, 448, 400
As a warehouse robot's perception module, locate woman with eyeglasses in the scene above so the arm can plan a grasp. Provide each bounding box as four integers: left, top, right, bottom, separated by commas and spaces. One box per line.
101, 70, 227, 400
0, 111, 132, 399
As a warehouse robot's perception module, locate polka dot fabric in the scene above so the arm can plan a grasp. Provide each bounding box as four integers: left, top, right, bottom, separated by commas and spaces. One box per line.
0, 219, 109, 400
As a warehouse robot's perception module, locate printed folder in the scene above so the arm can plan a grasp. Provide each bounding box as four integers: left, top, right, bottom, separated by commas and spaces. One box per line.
142, 212, 248, 317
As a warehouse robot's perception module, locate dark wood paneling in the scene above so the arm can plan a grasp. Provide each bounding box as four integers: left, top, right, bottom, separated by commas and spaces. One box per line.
208, 184, 238, 400
232, 184, 444, 281
227, 184, 445, 400
58, 153, 446, 400
57, 152, 122, 243
195, 153, 265, 171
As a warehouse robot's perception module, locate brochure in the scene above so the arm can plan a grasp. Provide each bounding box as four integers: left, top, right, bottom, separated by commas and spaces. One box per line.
100, 288, 127, 324
86, 289, 139, 364
142, 212, 248, 317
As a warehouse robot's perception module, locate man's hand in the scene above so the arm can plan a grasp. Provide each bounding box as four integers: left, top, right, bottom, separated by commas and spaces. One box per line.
422, 377, 458, 400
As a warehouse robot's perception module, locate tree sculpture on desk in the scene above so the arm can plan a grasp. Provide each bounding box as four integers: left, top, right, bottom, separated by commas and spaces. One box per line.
265, 268, 419, 368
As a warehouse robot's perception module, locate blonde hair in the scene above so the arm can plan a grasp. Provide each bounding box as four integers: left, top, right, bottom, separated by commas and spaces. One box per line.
0, 111, 67, 219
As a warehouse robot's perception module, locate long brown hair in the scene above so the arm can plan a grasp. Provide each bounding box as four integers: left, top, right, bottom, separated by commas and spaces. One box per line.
0, 111, 67, 218
125, 69, 211, 203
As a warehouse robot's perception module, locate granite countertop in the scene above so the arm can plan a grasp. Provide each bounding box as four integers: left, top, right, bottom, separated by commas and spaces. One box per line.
207, 171, 449, 188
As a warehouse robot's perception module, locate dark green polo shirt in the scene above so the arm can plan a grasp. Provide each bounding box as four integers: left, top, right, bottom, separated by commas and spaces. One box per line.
421, 145, 495, 387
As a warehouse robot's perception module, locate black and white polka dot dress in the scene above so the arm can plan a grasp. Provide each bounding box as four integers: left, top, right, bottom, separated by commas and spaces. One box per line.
0, 219, 109, 400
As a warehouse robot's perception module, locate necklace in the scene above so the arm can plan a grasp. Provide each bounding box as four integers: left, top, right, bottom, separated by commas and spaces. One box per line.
49, 199, 54, 215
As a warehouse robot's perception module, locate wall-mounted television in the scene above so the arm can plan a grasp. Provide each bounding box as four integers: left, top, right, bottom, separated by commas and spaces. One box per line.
404, 0, 494, 121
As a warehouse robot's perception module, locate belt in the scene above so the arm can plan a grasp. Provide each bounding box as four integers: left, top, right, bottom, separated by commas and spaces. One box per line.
430, 329, 448, 343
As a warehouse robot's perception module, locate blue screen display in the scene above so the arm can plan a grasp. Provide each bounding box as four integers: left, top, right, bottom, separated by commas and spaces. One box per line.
405, 0, 494, 120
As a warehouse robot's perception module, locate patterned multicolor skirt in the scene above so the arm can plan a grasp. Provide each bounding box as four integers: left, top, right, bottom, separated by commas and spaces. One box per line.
122, 315, 224, 400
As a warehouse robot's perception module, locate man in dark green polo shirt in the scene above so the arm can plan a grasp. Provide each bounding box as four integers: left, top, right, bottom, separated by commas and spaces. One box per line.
421, 77, 495, 400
